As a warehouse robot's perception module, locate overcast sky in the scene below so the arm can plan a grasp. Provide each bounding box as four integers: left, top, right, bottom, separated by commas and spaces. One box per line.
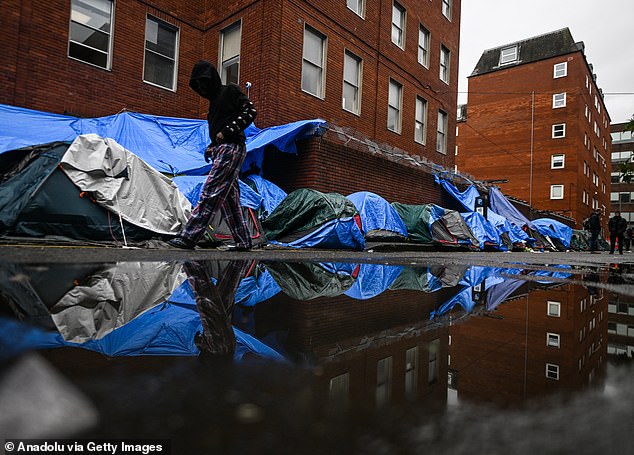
458, 0, 634, 123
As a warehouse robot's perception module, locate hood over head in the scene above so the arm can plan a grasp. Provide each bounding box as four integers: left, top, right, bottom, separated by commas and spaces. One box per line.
189, 60, 222, 100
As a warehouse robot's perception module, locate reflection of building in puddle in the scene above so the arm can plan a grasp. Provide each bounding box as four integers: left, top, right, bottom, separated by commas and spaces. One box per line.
448, 279, 608, 407
606, 264, 634, 359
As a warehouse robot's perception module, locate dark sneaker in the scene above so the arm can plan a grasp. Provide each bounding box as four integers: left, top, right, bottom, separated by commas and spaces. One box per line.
167, 237, 196, 249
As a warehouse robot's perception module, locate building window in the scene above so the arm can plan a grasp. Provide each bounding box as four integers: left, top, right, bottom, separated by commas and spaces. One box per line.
143, 16, 179, 90
553, 62, 567, 78
329, 373, 350, 407
387, 79, 402, 133
551, 154, 565, 169
548, 300, 561, 317
391, 2, 406, 49
342, 50, 362, 114
418, 25, 430, 67
547, 333, 561, 348
550, 184, 564, 200
219, 21, 241, 85
553, 92, 566, 108
68, 0, 114, 69
552, 123, 566, 138
439, 45, 451, 83
428, 339, 440, 384
405, 346, 418, 400
376, 357, 393, 407
346, 0, 365, 18
415, 96, 428, 144
441, 0, 452, 20
546, 363, 560, 380
302, 25, 326, 98
437, 110, 448, 154
499, 45, 518, 65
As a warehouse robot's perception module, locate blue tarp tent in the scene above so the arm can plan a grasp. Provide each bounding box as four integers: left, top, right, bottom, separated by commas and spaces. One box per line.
344, 263, 404, 300
435, 176, 480, 212
486, 210, 531, 245
172, 176, 263, 209
268, 217, 366, 250
0, 104, 325, 176
234, 268, 282, 307
460, 211, 503, 250
489, 187, 534, 229
244, 174, 288, 215
347, 191, 408, 241
531, 218, 573, 249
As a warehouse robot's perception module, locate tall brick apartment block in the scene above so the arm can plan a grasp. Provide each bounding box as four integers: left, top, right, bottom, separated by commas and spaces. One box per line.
609, 123, 634, 227
456, 29, 611, 228
1, 0, 462, 201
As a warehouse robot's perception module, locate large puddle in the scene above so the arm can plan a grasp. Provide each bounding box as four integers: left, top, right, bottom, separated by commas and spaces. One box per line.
1, 259, 633, 453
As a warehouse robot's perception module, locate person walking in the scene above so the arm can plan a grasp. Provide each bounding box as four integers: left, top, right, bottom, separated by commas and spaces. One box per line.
587, 209, 601, 253
169, 61, 257, 250
608, 211, 627, 255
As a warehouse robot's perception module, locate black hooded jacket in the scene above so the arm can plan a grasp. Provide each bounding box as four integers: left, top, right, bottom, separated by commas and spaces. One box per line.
189, 60, 257, 146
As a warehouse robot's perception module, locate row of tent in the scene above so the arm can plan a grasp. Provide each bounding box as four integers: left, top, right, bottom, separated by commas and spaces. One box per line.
0, 104, 584, 251
0, 259, 571, 362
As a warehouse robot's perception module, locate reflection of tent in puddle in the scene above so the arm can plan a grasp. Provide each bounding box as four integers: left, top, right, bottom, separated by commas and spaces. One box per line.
344, 263, 404, 300
265, 261, 357, 300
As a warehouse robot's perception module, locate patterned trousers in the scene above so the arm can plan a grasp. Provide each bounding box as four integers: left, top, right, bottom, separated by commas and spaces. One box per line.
180, 143, 251, 248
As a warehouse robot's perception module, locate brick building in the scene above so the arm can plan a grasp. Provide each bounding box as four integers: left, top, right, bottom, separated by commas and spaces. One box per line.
456, 29, 611, 228
609, 122, 634, 227
2, 0, 462, 199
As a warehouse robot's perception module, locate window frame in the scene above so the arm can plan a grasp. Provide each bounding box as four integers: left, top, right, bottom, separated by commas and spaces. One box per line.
547, 333, 561, 348
551, 154, 565, 169
391, 1, 406, 49
301, 24, 327, 99
387, 78, 403, 134
142, 15, 180, 91
552, 92, 566, 108
441, 0, 452, 21
548, 301, 561, 317
346, 0, 365, 18
436, 109, 448, 154
219, 20, 242, 85
552, 123, 566, 138
417, 24, 430, 68
550, 184, 564, 200
68, 0, 115, 70
546, 363, 560, 380
415, 96, 428, 145
553, 62, 567, 78
439, 45, 450, 84
342, 49, 362, 115
499, 45, 518, 65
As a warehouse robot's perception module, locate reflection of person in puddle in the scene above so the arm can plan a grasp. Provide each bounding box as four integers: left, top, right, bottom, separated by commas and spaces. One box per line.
183, 260, 250, 361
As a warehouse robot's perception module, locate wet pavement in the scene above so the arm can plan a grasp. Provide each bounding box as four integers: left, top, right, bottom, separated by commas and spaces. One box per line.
1, 245, 633, 454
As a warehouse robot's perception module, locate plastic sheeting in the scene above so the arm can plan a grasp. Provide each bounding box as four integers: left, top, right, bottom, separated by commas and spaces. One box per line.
267, 217, 366, 250
435, 176, 480, 212
0, 103, 326, 176
244, 174, 287, 215
486, 209, 531, 245
488, 187, 533, 229
347, 191, 407, 239
172, 176, 263, 209
461, 211, 503, 250
344, 263, 404, 300
531, 218, 573, 249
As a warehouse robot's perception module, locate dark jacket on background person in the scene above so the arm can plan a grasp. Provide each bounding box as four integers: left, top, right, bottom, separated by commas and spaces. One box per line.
588, 211, 601, 233
608, 214, 627, 235
189, 60, 257, 146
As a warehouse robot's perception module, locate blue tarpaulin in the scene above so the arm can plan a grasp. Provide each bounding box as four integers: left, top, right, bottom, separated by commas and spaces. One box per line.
245, 174, 288, 215
0, 103, 325, 176
172, 176, 264, 209
347, 191, 408, 239
486, 210, 531, 244
435, 176, 480, 212
531, 218, 573, 248
343, 263, 404, 300
489, 187, 534, 229
461, 211, 503, 250
268, 217, 366, 250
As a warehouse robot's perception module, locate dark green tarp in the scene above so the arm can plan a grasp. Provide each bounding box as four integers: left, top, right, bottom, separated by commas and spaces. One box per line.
262, 188, 359, 241
265, 262, 355, 300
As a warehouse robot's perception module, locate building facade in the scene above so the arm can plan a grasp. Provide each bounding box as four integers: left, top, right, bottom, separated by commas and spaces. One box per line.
2, 0, 461, 171
609, 122, 634, 226
455, 29, 611, 228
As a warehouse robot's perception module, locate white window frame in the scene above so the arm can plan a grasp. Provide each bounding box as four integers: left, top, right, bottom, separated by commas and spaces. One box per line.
417, 24, 430, 68
553, 92, 566, 108
437, 109, 448, 154
415, 96, 428, 145
405, 346, 419, 400
376, 356, 393, 406
219, 21, 241, 85
499, 45, 518, 65
552, 123, 566, 138
553, 62, 567, 78
550, 184, 564, 200
439, 45, 450, 84
68, 0, 115, 70
143, 15, 180, 91
547, 333, 561, 348
546, 363, 560, 380
346, 0, 365, 18
551, 154, 565, 169
441, 0, 452, 20
391, 2, 406, 49
342, 50, 362, 115
548, 300, 561, 317
301, 25, 327, 99
328, 372, 350, 406
387, 78, 402, 133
